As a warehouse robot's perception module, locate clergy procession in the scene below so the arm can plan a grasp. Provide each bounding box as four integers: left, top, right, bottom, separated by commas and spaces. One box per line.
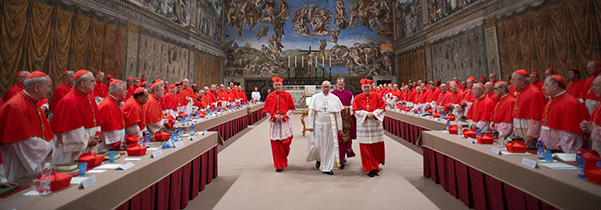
0, 70, 253, 184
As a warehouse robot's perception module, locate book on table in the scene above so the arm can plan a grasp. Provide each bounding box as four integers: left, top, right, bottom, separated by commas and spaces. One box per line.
54, 163, 78, 171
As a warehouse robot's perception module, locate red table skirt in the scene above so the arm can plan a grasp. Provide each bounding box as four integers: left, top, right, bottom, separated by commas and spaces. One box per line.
114, 147, 219, 210
422, 147, 558, 210
383, 117, 428, 145
208, 108, 266, 141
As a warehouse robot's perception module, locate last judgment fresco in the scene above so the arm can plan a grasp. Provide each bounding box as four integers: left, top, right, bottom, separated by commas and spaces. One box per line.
224, 0, 395, 78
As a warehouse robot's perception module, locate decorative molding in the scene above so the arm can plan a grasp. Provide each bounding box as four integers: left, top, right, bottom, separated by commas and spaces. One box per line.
395, 36, 427, 54
483, 0, 550, 20
127, 21, 140, 33
394, 0, 501, 50
483, 15, 496, 28
428, 16, 484, 43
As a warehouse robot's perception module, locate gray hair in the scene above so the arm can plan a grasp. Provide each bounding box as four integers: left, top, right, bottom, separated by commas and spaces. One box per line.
548, 77, 566, 89
497, 82, 509, 93
336, 77, 345, 83
74, 71, 92, 87
150, 83, 163, 93
23, 76, 49, 89
513, 73, 531, 83
63, 71, 74, 79
322, 80, 331, 86
108, 81, 126, 95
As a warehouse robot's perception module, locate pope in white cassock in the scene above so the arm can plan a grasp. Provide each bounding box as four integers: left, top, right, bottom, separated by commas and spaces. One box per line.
306, 81, 344, 175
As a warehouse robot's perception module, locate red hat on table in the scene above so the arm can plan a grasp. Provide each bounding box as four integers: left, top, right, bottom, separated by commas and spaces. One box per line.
550, 75, 565, 85
25, 71, 48, 79
514, 69, 529, 78
109, 79, 122, 87
74, 70, 89, 81
360, 78, 373, 85
134, 87, 146, 94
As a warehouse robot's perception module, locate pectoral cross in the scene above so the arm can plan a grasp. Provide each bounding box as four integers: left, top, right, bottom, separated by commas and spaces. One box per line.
366, 98, 370, 109
322, 106, 328, 112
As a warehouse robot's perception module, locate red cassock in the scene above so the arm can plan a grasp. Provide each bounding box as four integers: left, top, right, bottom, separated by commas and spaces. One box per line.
353, 92, 386, 112
175, 91, 188, 107
532, 81, 543, 90
0, 92, 54, 143
179, 87, 195, 105
50, 82, 72, 112
163, 92, 177, 110
508, 84, 517, 98
487, 92, 499, 104
464, 89, 476, 102
450, 90, 464, 105
437, 91, 452, 108
583, 76, 601, 101
50, 88, 101, 133
227, 91, 236, 102
201, 94, 213, 106
491, 95, 516, 123
567, 78, 585, 99
209, 91, 219, 102
93, 81, 108, 98
466, 96, 495, 122
239, 90, 248, 103
144, 95, 164, 124
428, 88, 441, 102
98, 96, 125, 132
263, 90, 295, 121
591, 105, 601, 127
413, 92, 422, 104
2, 84, 23, 102
400, 92, 407, 101
513, 84, 547, 120
421, 89, 432, 103
126, 85, 137, 99
541, 92, 589, 134
121, 97, 146, 130
406, 90, 416, 102
217, 90, 228, 101
0, 98, 3, 107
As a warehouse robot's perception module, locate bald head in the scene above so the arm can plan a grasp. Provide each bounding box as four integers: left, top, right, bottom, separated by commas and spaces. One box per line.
592, 76, 601, 98
16, 71, 30, 85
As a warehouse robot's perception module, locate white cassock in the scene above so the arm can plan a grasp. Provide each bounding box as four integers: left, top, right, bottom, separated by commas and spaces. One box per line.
252, 91, 261, 102
305, 92, 344, 172
0, 137, 54, 182
52, 126, 101, 165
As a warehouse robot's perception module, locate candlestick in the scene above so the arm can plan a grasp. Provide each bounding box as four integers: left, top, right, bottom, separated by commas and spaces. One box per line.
295, 55, 297, 68
322, 55, 325, 68
302, 56, 304, 68
288, 55, 290, 68
329, 55, 332, 67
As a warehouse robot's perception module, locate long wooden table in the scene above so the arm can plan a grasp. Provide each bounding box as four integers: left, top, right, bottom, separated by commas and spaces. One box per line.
1, 104, 266, 210
421, 131, 601, 210
383, 109, 465, 146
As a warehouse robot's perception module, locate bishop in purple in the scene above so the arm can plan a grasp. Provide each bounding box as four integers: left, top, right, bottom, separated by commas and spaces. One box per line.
330, 78, 357, 169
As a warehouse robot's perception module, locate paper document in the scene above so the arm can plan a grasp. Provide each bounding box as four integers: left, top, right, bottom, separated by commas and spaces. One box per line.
538, 162, 577, 170
554, 153, 576, 162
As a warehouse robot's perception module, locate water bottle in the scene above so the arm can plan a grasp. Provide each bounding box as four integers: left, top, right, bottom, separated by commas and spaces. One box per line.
446, 120, 451, 131
38, 163, 52, 195
576, 151, 586, 178
191, 125, 195, 137
476, 128, 481, 137
144, 132, 150, 148
536, 140, 544, 160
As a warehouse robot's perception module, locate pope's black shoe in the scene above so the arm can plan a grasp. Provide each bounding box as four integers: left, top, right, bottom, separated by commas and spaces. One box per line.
323, 171, 334, 175
368, 170, 375, 177
316, 161, 321, 169
275, 169, 283, 173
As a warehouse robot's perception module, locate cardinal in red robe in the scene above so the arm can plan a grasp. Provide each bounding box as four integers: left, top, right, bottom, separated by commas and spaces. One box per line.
263, 77, 296, 172
583, 62, 601, 114
50, 71, 74, 112
530, 72, 544, 90
466, 83, 495, 131
98, 80, 127, 151
540, 76, 589, 153
436, 84, 452, 113
490, 81, 516, 139
353, 79, 386, 177
2, 71, 29, 102
581, 76, 601, 154
93, 71, 108, 105
144, 81, 168, 140
0, 71, 53, 181
50, 70, 102, 164
566, 68, 585, 100
122, 87, 147, 137
162, 85, 178, 117
512, 70, 547, 145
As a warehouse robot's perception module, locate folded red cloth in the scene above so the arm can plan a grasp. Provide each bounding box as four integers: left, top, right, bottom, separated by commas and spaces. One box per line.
36, 172, 72, 191
444, 115, 455, 121
125, 134, 139, 145
448, 125, 458, 134
127, 144, 147, 156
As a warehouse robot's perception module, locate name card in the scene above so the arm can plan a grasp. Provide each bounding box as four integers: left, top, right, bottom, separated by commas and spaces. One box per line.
491, 147, 502, 155
467, 137, 476, 144
79, 175, 97, 189
151, 150, 163, 158
174, 141, 185, 148
118, 162, 135, 170
521, 158, 538, 169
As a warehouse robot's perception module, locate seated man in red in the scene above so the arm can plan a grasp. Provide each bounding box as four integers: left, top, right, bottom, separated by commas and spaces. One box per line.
466, 83, 495, 131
